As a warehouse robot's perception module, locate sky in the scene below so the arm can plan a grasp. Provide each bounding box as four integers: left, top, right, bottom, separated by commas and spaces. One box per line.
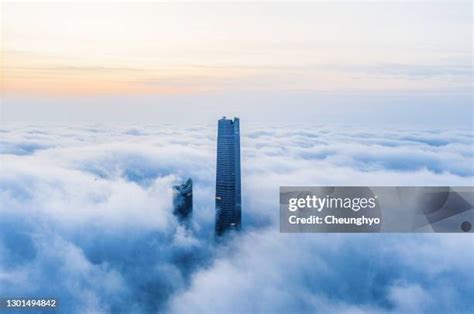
1, 122, 473, 313
1, 1, 472, 125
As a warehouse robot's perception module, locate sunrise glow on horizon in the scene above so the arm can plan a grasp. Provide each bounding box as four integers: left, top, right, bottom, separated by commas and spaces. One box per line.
2, 2, 472, 96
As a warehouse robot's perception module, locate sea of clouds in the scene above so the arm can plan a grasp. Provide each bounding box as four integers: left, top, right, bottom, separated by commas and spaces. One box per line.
0, 122, 473, 313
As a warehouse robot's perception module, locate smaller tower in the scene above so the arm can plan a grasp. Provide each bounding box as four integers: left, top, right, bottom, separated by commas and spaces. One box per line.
173, 178, 193, 223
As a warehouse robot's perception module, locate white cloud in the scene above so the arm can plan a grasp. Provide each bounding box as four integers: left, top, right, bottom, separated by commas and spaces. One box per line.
0, 123, 473, 313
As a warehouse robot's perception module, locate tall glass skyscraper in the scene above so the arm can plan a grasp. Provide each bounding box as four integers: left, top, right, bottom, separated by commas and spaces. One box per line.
173, 178, 193, 223
215, 117, 241, 236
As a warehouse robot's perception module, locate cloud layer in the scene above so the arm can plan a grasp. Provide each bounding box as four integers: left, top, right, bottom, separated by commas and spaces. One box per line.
1, 123, 473, 313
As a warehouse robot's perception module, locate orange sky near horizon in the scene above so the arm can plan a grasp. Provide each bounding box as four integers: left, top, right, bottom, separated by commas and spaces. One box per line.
1, 2, 472, 96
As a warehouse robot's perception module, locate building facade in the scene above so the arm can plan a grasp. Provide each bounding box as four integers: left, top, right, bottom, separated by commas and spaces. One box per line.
215, 117, 241, 236
173, 178, 193, 223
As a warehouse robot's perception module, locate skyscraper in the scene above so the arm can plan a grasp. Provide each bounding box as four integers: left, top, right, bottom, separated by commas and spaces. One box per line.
215, 117, 241, 236
173, 178, 193, 223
